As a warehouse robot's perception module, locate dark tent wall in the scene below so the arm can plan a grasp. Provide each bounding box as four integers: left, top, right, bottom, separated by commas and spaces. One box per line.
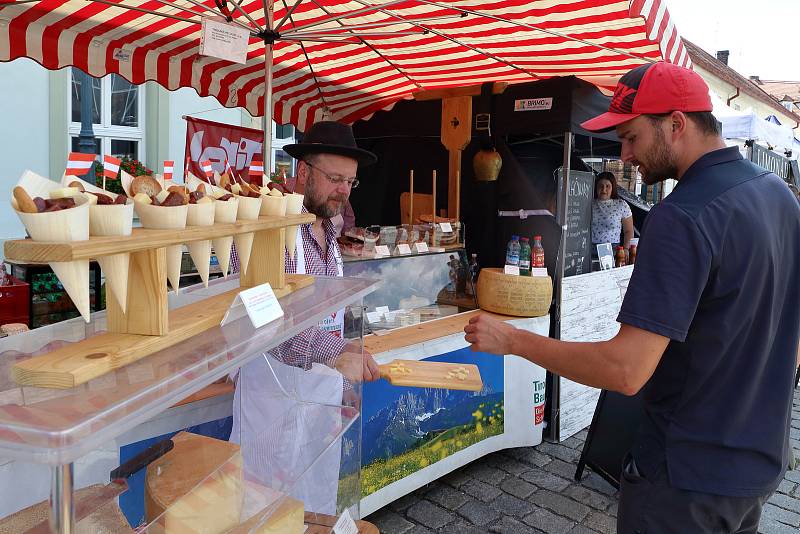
351, 76, 620, 274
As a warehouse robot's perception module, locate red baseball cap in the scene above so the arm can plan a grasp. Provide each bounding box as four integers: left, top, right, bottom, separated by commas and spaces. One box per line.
581, 61, 713, 132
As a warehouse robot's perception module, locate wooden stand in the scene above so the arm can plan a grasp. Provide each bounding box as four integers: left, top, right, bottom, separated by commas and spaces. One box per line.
4, 213, 314, 388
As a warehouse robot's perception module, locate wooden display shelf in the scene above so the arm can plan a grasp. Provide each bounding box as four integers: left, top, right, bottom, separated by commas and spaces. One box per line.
3, 213, 313, 263
12, 274, 315, 389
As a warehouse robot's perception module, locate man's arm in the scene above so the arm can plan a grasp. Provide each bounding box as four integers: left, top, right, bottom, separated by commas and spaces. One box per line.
464, 314, 669, 395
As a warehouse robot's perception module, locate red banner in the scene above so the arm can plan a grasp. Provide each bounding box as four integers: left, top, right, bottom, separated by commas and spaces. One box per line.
184, 116, 265, 185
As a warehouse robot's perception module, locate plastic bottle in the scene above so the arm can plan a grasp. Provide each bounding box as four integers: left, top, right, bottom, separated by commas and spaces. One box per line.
628, 244, 637, 265
532, 235, 545, 269
519, 237, 532, 276
505, 235, 520, 270
615, 246, 627, 267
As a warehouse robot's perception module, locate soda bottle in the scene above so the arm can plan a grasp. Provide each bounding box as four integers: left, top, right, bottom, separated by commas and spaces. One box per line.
532, 235, 545, 268
628, 244, 637, 265
519, 237, 532, 276
505, 235, 520, 271
615, 246, 627, 267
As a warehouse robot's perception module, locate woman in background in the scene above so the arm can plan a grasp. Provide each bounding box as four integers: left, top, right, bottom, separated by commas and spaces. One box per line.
591, 172, 633, 251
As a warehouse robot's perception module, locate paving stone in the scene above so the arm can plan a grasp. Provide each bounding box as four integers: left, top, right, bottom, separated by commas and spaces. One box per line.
762, 503, 800, 527
580, 471, 618, 496
522, 507, 576, 534
564, 485, 616, 511
488, 516, 542, 534
543, 458, 582, 480
520, 469, 572, 492
495, 457, 533, 476
537, 441, 582, 463
406, 526, 433, 534
490, 492, 538, 518
456, 498, 502, 526
499, 476, 538, 499
776, 479, 797, 495
607, 502, 618, 518
441, 469, 472, 489
568, 526, 600, 534
582, 510, 617, 534
406, 500, 456, 530
768, 493, 800, 514
461, 478, 503, 502
574, 429, 589, 441
791, 427, 800, 441
443, 520, 491, 534
758, 517, 800, 534
562, 435, 586, 450
784, 469, 800, 484
466, 463, 508, 485
369, 510, 415, 534
425, 483, 469, 511
530, 489, 591, 522
507, 447, 553, 468
389, 493, 420, 512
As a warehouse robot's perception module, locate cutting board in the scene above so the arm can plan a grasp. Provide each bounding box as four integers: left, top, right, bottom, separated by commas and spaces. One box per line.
378, 359, 483, 391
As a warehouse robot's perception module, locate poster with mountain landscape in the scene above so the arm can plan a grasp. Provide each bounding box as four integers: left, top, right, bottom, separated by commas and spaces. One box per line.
361, 347, 504, 496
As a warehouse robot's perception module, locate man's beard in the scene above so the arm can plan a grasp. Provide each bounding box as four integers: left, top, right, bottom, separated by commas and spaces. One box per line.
304, 177, 347, 219
640, 126, 679, 185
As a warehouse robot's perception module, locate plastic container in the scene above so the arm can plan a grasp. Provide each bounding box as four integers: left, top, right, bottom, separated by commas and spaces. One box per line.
519, 237, 531, 276
532, 235, 545, 268
505, 235, 520, 269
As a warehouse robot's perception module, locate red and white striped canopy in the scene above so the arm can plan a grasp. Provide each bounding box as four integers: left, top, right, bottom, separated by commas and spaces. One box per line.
0, 0, 690, 131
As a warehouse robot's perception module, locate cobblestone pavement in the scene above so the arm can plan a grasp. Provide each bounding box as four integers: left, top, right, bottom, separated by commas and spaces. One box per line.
366, 387, 800, 533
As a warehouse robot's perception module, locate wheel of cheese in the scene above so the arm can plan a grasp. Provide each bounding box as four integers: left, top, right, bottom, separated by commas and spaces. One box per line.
476, 268, 552, 317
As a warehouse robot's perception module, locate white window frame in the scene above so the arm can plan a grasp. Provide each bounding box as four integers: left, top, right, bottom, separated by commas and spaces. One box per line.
67, 71, 145, 162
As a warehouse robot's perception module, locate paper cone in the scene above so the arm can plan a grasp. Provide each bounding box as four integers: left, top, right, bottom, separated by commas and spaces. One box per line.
12, 194, 91, 322
259, 194, 288, 217
232, 195, 262, 276
120, 170, 135, 197
135, 202, 188, 294
89, 200, 134, 312
212, 197, 239, 278
19, 169, 61, 198
186, 201, 215, 287
284, 193, 304, 260
187, 173, 227, 197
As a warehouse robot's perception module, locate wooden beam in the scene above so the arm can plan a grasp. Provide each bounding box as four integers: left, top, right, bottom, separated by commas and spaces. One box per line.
413, 81, 509, 101
440, 96, 472, 219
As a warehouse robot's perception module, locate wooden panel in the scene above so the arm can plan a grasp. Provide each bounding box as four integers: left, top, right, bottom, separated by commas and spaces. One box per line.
107, 248, 169, 336
379, 359, 482, 391
12, 275, 315, 389
440, 96, 471, 220
3, 213, 314, 263
240, 228, 285, 289
399, 192, 433, 225
413, 81, 508, 101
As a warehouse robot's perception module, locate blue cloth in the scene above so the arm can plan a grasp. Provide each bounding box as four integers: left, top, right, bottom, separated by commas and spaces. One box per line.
618, 146, 800, 497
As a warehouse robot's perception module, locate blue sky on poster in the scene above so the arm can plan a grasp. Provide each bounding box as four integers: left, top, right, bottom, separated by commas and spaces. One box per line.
666, 0, 800, 81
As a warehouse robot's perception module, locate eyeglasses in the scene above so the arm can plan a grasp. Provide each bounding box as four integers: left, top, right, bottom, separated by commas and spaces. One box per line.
304, 161, 359, 189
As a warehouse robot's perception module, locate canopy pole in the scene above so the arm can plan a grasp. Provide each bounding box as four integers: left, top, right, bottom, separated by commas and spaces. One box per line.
262, 2, 275, 181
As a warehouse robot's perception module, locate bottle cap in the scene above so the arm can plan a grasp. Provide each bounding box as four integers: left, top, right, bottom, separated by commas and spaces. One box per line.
534, 235, 542, 240
511, 235, 519, 240
520, 237, 529, 242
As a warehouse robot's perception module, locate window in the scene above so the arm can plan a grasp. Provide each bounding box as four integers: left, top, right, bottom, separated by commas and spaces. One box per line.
68, 68, 144, 162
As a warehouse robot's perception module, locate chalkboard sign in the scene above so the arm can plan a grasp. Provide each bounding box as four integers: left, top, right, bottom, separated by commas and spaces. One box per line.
562, 169, 594, 277
574, 389, 645, 488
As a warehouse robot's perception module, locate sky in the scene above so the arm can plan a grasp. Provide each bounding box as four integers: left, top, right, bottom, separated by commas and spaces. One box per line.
665, 0, 800, 81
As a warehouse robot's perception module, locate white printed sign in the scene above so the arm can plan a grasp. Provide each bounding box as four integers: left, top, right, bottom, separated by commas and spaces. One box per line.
504, 265, 520, 276
414, 241, 429, 253
514, 97, 553, 111
438, 222, 453, 233
236, 283, 283, 328
199, 18, 250, 64
396, 243, 412, 255
375, 245, 391, 257
531, 268, 548, 277
332, 509, 359, 534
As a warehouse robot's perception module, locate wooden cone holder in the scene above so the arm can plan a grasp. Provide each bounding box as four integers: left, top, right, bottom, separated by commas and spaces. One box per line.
4, 213, 314, 388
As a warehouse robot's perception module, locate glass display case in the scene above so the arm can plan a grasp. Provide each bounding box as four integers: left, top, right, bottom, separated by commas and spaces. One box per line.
0, 274, 378, 532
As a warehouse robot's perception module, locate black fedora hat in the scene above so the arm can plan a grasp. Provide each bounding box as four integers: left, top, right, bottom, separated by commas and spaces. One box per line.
283, 121, 377, 166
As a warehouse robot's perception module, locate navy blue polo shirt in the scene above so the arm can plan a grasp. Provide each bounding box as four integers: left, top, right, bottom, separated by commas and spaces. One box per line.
619, 146, 800, 497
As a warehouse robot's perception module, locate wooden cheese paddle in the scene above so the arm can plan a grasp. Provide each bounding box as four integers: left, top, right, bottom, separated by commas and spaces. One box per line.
378, 359, 483, 391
